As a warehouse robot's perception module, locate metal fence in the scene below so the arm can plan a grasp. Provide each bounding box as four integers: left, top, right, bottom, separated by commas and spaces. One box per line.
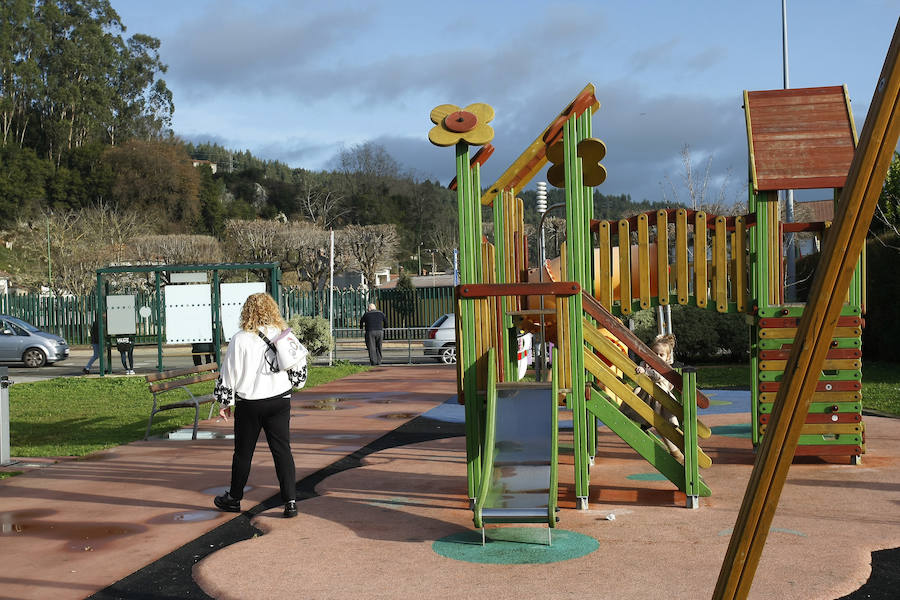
332, 326, 450, 365
0, 286, 455, 346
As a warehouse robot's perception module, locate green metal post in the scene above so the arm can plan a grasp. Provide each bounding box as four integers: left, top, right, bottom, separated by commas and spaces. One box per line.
155, 271, 163, 372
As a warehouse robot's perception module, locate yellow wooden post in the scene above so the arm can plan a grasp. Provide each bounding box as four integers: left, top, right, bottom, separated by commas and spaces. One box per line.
715, 216, 728, 312
598, 221, 612, 308
638, 213, 651, 310
695, 211, 708, 308
617, 219, 632, 314
713, 19, 900, 600
734, 216, 747, 313
657, 210, 670, 305
676, 209, 689, 304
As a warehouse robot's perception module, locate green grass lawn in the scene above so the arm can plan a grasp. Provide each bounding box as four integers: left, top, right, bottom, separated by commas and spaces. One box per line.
8, 361, 369, 458
696, 361, 899, 416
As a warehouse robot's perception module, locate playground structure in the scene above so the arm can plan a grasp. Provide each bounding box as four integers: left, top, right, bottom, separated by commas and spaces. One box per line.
428, 69, 887, 522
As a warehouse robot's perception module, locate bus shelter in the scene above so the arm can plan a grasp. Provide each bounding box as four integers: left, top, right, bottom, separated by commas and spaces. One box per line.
93, 263, 280, 375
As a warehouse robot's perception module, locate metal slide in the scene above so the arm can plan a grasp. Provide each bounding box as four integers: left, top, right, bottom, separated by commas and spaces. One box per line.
473, 349, 559, 544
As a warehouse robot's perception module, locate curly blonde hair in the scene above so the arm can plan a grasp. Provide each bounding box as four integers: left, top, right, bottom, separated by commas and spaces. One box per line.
239, 293, 287, 332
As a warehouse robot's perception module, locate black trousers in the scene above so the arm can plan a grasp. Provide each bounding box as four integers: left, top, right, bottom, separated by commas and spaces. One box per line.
365, 329, 384, 365
229, 393, 296, 503
118, 346, 134, 370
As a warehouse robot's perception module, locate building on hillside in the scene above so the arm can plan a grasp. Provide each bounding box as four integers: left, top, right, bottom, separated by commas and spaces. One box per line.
191, 159, 218, 174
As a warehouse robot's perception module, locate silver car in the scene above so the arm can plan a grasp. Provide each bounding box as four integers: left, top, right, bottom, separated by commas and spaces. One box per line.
423, 313, 456, 364
0, 315, 70, 367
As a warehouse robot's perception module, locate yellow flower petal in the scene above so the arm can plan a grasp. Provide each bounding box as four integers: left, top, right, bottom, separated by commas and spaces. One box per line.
465, 103, 495, 125
462, 123, 494, 146
430, 104, 460, 125
429, 124, 463, 147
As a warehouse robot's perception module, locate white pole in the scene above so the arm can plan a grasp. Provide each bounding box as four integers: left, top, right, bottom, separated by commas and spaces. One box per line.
782, 0, 796, 300
329, 229, 335, 366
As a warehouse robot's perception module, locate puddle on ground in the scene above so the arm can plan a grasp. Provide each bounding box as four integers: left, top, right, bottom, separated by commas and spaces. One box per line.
166, 430, 234, 440
1, 509, 146, 551
373, 412, 420, 420
299, 398, 354, 411
148, 510, 220, 525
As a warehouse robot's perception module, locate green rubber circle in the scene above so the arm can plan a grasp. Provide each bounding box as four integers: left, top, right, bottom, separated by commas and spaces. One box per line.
433, 528, 598, 564
711, 424, 752, 438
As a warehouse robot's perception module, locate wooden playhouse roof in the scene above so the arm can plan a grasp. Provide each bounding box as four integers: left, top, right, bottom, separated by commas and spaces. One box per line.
744, 85, 858, 192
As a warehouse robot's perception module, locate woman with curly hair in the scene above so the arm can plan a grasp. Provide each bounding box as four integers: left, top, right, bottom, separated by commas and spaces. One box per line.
213, 292, 298, 518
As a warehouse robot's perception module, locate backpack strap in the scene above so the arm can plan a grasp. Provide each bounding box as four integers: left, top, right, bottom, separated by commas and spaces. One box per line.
257, 330, 280, 372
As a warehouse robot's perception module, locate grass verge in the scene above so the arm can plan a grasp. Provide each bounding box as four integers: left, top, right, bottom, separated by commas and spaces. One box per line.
695, 361, 899, 416
8, 361, 369, 458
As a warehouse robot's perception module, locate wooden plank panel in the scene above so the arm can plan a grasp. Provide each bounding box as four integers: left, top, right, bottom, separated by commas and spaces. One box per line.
676, 209, 689, 304
758, 392, 861, 404
618, 219, 632, 314
734, 216, 747, 312
758, 358, 861, 371
656, 210, 670, 304
714, 216, 728, 311
695, 212, 708, 308
637, 213, 651, 310
759, 326, 862, 339
598, 221, 613, 308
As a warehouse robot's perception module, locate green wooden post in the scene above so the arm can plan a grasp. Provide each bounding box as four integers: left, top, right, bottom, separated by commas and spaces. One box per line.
563, 116, 589, 507
578, 110, 599, 464
681, 367, 700, 509
455, 141, 481, 501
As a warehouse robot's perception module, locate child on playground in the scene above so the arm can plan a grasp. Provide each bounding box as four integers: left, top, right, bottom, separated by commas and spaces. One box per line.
634, 333, 684, 463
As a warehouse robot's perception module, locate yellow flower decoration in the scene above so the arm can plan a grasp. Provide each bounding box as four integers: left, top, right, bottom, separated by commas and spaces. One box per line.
428, 103, 495, 147
546, 137, 607, 188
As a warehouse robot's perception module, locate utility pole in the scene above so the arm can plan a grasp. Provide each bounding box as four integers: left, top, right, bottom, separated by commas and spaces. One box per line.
783, 0, 797, 300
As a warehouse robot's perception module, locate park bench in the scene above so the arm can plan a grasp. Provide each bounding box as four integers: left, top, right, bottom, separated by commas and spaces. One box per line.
144, 363, 219, 440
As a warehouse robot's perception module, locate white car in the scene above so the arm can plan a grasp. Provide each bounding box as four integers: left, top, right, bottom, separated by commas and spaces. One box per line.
423, 313, 534, 377
423, 313, 456, 364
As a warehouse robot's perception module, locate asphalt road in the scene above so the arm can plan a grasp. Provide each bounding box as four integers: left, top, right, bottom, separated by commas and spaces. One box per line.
2, 341, 447, 384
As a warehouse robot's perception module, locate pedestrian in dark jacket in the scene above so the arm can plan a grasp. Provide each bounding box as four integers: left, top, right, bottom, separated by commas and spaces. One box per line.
360, 303, 386, 365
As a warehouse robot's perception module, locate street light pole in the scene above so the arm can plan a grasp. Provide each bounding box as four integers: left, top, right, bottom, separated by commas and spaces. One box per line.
782, 0, 796, 300
46, 212, 51, 291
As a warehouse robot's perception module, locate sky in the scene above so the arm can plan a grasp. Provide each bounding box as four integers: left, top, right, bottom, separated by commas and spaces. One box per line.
111, 0, 899, 207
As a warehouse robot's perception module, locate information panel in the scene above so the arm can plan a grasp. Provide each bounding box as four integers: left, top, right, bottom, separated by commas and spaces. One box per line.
220, 282, 267, 341
164, 284, 212, 344
107, 295, 136, 335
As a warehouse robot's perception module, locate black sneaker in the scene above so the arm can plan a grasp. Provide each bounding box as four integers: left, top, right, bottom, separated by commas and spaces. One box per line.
283, 500, 298, 518
214, 492, 241, 512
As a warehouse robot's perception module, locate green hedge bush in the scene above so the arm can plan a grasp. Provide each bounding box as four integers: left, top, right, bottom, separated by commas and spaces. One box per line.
287, 314, 333, 357
628, 304, 750, 364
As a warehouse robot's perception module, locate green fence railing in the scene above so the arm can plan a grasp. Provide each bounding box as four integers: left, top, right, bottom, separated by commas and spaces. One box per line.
0, 286, 455, 345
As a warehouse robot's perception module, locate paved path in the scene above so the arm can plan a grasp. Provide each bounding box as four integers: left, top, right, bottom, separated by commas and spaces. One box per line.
1, 366, 898, 599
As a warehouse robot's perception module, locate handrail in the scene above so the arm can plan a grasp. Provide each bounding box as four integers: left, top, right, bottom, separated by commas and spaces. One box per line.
582, 291, 710, 409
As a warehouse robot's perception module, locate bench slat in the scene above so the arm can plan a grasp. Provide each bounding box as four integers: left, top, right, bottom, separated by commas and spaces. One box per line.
145, 362, 218, 383
149, 371, 219, 394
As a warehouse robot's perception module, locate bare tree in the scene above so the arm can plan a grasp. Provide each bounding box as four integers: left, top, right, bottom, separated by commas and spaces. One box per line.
24, 203, 144, 295
660, 144, 746, 214
298, 186, 347, 229
427, 220, 459, 272
343, 224, 399, 293
279, 222, 350, 292
129, 234, 224, 264
222, 219, 283, 264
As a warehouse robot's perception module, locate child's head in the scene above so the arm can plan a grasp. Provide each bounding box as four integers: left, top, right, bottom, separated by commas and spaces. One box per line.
650, 334, 676, 365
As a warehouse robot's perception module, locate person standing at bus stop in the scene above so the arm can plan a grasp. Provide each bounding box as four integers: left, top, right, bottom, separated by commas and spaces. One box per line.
360, 303, 386, 365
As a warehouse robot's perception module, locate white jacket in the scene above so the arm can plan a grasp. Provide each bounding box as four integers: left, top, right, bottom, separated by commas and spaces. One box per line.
219, 325, 292, 404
